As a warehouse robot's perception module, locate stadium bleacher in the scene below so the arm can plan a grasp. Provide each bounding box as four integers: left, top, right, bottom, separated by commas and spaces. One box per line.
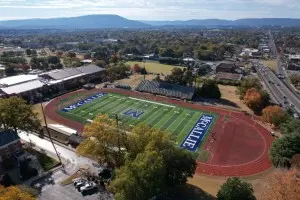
136, 80, 195, 100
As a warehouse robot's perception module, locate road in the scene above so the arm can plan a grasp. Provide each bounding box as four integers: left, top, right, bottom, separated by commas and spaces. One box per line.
255, 63, 300, 113
18, 131, 99, 174
268, 32, 300, 100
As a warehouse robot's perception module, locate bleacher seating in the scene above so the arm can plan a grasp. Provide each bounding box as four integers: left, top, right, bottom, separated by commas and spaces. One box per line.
136, 80, 195, 100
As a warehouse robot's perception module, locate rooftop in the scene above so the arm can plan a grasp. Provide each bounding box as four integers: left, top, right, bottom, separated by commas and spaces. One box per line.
1, 79, 44, 95
0, 74, 38, 87
47, 124, 77, 136
0, 129, 20, 147
216, 72, 243, 81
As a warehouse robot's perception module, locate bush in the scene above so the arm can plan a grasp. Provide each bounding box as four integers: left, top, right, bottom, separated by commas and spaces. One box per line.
197, 80, 221, 99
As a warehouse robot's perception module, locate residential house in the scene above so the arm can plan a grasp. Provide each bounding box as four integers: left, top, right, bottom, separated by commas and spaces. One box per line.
0, 130, 21, 163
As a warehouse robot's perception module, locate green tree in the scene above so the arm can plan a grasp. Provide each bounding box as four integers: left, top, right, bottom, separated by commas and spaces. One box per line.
280, 118, 300, 135
109, 151, 165, 200
26, 49, 32, 56
217, 177, 255, 200
270, 133, 300, 167
0, 97, 40, 132
198, 79, 221, 99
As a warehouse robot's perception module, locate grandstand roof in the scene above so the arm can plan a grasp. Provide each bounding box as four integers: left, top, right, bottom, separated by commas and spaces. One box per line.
44, 68, 82, 80
136, 80, 195, 100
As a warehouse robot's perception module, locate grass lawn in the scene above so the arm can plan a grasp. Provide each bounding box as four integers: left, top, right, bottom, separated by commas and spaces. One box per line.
126, 61, 185, 75
25, 147, 60, 171
262, 60, 277, 72
58, 92, 217, 149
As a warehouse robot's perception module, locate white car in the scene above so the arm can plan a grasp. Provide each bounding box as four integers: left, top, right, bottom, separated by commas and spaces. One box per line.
73, 178, 84, 185
80, 182, 97, 193
75, 179, 87, 189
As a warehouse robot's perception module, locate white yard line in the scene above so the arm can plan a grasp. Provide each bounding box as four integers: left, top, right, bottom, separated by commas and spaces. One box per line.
128, 97, 175, 108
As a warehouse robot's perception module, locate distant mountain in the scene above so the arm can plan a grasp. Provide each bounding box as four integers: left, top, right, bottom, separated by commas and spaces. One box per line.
142, 18, 300, 27
0, 15, 299, 29
0, 15, 150, 29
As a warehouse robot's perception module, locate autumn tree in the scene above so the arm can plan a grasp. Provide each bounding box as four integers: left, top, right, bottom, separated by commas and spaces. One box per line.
0, 97, 40, 132
131, 63, 142, 73
76, 115, 128, 167
217, 177, 255, 200
0, 185, 36, 200
262, 105, 287, 127
238, 77, 261, 98
270, 133, 300, 167
260, 168, 300, 200
243, 88, 269, 114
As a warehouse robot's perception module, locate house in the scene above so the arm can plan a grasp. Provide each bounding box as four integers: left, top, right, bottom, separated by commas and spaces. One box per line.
0, 130, 21, 163
215, 72, 243, 82
216, 62, 237, 73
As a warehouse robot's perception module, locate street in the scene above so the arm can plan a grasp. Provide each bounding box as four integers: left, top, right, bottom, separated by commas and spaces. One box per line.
255, 63, 300, 113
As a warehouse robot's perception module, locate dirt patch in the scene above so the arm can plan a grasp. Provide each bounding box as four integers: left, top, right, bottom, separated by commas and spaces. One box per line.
218, 85, 252, 113
262, 60, 277, 72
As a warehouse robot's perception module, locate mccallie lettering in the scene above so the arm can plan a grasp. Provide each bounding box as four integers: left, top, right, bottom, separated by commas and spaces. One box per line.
62, 93, 107, 112
180, 115, 214, 152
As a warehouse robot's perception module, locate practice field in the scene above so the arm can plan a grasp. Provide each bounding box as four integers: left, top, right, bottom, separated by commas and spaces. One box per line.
126, 61, 185, 75
58, 92, 217, 152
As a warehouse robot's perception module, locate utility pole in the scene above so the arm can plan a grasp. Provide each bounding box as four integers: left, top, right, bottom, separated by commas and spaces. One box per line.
115, 114, 121, 166
40, 103, 63, 166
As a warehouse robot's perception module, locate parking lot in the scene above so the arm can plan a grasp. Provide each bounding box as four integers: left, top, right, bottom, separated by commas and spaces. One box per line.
32, 171, 113, 200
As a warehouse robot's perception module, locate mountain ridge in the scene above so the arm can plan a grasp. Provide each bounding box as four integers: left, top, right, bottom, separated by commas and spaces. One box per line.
0, 15, 299, 29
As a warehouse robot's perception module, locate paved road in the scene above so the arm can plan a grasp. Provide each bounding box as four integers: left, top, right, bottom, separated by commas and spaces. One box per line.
255, 63, 300, 113
19, 131, 99, 174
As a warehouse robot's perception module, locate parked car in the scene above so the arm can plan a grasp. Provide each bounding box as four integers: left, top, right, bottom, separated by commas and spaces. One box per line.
73, 178, 84, 185
75, 179, 87, 189
80, 182, 97, 193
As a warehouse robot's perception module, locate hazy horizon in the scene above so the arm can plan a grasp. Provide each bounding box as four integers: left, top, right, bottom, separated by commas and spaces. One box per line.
0, 0, 299, 21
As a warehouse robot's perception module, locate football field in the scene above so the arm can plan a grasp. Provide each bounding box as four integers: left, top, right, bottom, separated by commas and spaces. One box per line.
58, 92, 217, 150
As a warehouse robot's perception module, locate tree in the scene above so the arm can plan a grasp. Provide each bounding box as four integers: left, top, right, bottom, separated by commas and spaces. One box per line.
260, 168, 300, 200
63, 57, 82, 68
217, 177, 255, 200
0, 97, 40, 133
106, 63, 130, 82
182, 70, 194, 86
244, 88, 262, 113
280, 118, 300, 135
26, 49, 32, 56
109, 151, 166, 200
165, 68, 184, 85
238, 77, 261, 97
4, 66, 17, 76
109, 124, 196, 200
269, 133, 300, 167
131, 64, 142, 73
197, 79, 221, 99
76, 115, 128, 167
262, 106, 286, 126
0, 185, 36, 200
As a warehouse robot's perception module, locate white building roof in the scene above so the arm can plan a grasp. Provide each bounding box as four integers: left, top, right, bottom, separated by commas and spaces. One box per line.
1, 80, 44, 95
48, 124, 77, 136
0, 74, 38, 87
289, 55, 300, 60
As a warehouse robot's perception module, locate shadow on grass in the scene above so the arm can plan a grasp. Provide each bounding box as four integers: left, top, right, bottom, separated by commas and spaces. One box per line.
158, 184, 216, 200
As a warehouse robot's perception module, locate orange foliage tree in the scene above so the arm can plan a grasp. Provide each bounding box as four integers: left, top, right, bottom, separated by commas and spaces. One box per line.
262, 105, 285, 126
244, 88, 262, 112
131, 64, 142, 73
260, 168, 300, 200
0, 185, 36, 200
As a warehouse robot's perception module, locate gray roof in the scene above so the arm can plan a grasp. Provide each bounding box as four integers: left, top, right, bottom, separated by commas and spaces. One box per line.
136, 80, 195, 100
1, 80, 44, 95
76, 65, 105, 74
45, 68, 82, 80
0, 129, 20, 147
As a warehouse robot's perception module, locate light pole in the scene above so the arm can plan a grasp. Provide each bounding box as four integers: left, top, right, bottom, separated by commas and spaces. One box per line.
40, 102, 63, 166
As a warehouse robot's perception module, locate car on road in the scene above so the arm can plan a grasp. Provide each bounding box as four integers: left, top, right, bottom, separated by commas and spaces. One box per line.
80, 182, 97, 193
73, 178, 85, 185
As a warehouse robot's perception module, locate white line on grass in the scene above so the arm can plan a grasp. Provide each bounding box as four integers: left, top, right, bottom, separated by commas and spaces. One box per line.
128, 97, 175, 108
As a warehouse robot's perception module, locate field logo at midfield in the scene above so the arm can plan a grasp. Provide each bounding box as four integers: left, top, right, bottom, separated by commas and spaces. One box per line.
123, 109, 144, 118
62, 93, 107, 112
180, 114, 214, 152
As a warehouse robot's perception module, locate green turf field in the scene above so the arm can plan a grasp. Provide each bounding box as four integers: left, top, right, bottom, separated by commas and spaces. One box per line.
58, 93, 216, 145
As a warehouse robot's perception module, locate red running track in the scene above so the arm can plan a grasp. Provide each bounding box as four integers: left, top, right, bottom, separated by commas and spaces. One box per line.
45, 88, 274, 177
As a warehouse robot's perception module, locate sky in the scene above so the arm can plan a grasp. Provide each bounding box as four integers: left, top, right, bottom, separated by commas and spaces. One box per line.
0, 0, 299, 21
